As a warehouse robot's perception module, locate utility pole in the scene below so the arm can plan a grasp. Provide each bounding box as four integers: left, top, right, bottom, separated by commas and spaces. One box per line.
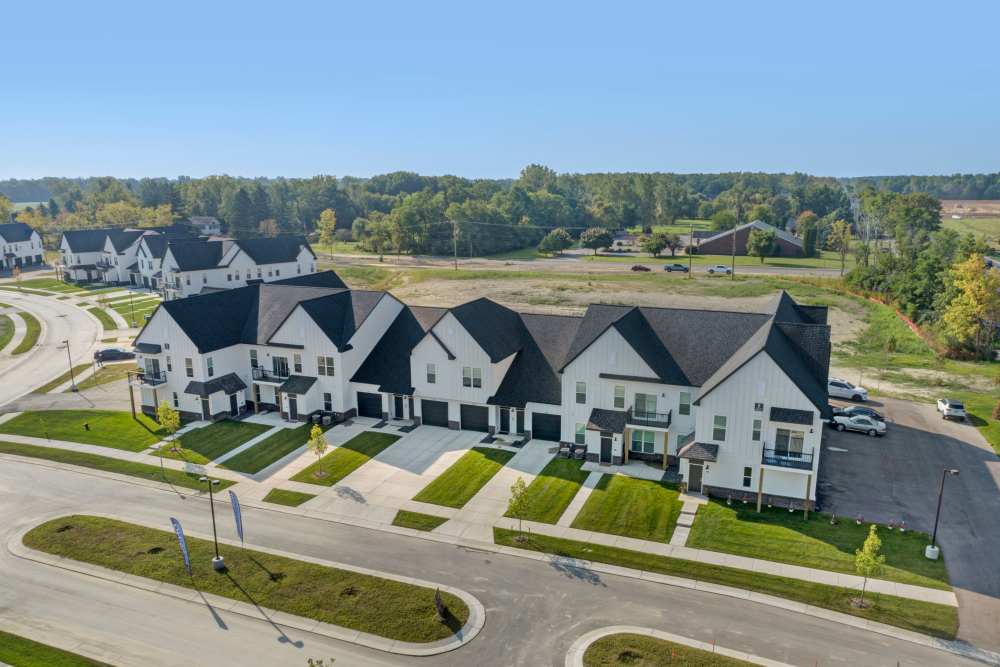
731, 190, 743, 281
62, 339, 78, 392
687, 218, 693, 278
200, 476, 226, 571
128, 290, 136, 327
452, 221, 458, 271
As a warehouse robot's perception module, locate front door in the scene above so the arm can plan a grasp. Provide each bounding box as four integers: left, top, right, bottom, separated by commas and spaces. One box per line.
516, 409, 525, 434
288, 394, 298, 421
229, 393, 238, 416
394, 395, 404, 419
688, 462, 703, 493
600, 434, 613, 464
201, 397, 211, 420
499, 408, 510, 434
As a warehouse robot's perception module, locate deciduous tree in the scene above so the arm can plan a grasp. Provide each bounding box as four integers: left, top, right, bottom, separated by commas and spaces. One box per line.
854, 525, 885, 607
316, 208, 338, 248
941, 254, 1000, 357
538, 228, 573, 255
580, 227, 613, 255
746, 228, 776, 263
308, 424, 328, 477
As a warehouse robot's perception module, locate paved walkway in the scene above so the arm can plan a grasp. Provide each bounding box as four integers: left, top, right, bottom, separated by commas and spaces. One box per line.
670, 493, 708, 546
557, 470, 603, 527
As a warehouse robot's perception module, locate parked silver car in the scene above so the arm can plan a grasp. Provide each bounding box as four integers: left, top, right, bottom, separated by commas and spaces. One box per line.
831, 413, 886, 437
707, 264, 732, 275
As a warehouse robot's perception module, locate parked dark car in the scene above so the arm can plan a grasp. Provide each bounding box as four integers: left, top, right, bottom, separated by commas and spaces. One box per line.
631, 265, 651, 272
831, 405, 885, 422
94, 347, 135, 362
663, 263, 688, 272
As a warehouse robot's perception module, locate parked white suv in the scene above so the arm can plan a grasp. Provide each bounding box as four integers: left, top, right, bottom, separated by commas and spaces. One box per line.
831, 414, 886, 437
828, 378, 868, 402
707, 264, 732, 275
936, 398, 967, 421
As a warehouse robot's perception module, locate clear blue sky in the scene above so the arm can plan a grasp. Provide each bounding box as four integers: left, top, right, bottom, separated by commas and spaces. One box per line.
4, 1, 998, 179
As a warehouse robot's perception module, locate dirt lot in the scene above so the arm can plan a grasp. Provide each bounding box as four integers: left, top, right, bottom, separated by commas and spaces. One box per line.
941, 199, 1000, 217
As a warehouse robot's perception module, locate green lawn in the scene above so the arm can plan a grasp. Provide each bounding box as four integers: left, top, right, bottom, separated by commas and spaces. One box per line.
942, 216, 1000, 243
412, 447, 515, 508
158, 420, 272, 465
571, 474, 682, 542
0, 285, 53, 297
504, 458, 590, 524
87, 307, 117, 331
291, 431, 401, 486
494, 528, 957, 639
0, 410, 165, 451
687, 500, 950, 590
15, 278, 83, 292
392, 510, 449, 531
0, 441, 232, 491
584, 249, 854, 270
0, 314, 13, 352
12, 311, 40, 354
73, 363, 136, 392
583, 633, 754, 667
110, 298, 160, 325
262, 488, 316, 507
25, 515, 469, 643
34, 364, 91, 393
0, 629, 112, 667
220, 422, 327, 475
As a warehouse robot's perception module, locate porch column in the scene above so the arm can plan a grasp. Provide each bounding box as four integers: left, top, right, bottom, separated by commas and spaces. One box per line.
804, 473, 812, 519
756, 467, 765, 512
623, 427, 629, 463
662, 430, 668, 470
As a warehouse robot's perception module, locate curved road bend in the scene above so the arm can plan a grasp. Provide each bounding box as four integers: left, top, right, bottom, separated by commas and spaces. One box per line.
0, 461, 982, 667
0, 289, 99, 405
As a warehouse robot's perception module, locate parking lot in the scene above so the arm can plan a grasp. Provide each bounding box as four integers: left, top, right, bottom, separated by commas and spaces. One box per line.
818, 396, 1000, 650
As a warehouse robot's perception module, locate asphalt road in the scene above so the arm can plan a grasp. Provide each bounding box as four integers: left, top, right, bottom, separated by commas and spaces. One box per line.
0, 458, 983, 667
819, 397, 1000, 651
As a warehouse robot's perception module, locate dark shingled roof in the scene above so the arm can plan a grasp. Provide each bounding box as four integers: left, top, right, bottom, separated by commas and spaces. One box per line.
236, 235, 314, 264
770, 407, 815, 426
166, 238, 229, 271
489, 313, 581, 408
449, 298, 524, 363
184, 372, 247, 397
699, 220, 803, 249
586, 408, 627, 433
351, 305, 448, 394
271, 271, 347, 289
677, 441, 719, 462
62, 228, 118, 253
280, 375, 317, 395
108, 230, 145, 252
141, 234, 168, 259
298, 290, 385, 351
0, 222, 35, 243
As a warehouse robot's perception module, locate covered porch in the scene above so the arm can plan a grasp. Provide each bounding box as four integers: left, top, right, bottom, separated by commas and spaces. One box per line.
584, 407, 673, 470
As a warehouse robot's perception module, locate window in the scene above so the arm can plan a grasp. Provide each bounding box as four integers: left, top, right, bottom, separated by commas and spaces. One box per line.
272, 356, 289, 378
752, 418, 762, 442
203, 273, 207, 284
293, 354, 302, 374
775, 429, 805, 458
275, 269, 280, 276
226, 273, 232, 282
712, 415, 727, 441
630, 429, 655, 454
185, 358, 193, 378
754, 402, 764, 412
462, 367, 482, 388
613, 385, 625, 409
268, 269, 273, 277
318, 356, 335, 376
678, 391, 691, 416
165, 342, 170, 350
207, 357, 214, 377
743, 466, 752, 488
166, 355, 172, 372
462, 367, 472, 387
250, 349, 258, 368
576, 381, 586, 404
257, 267, 262, 278
426, 363, 436, 384
635, 393, 657, 417
172, 392, 179, 408
323, 392, 332, 412
185, 275, 191, 286
575, 423, 586, 445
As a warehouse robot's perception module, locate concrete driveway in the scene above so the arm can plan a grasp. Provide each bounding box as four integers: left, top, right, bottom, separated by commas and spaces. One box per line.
818, 396, 1000, 650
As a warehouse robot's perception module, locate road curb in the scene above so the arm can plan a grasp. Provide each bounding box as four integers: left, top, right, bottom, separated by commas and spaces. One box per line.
565, 625, 797, 667
7, 514, 485, 657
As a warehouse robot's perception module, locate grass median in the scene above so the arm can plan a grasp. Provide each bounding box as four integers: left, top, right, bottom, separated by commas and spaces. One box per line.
0, 441, 232, 491
292, 431, 400, 486
583, 633, 755, 667
0, 313, 14, 351
0, 629, 112, 667
392, 510, 449, 531
74, 363, 136, 392
33, 364, 91, 393
504, 458, 589, 524
413, 447, 514, 508
0, 410, 165, 451
25, 515, 469, 643
262, 488, 316, 507
570, 474, 682, 542
158, 420, 271, 465
494, 528, 958, 639
87, 307, 117, 331
12, 311, 40, 354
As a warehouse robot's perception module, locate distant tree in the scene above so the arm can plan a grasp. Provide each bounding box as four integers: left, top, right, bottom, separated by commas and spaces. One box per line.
663, 233, 684, 257
854, 525, 885, 608
517, 164, 558, 192
710, 210, 737, 232
507, 477, 531, 539
308, 425, 328, 477
640, 232, 670, 257
538, 228, 573, 255
746, 228, 776, 263
258, 219, 279, 237
829, 220, 852, 276
250, 184, 271, 224
942, 254, 1000, 357
802, 224, 818, 258
794, 210, 819, 235
316, 208, 338, 248
0, 194, 12, 222
227, 188, 255, 237
334, 228, 353, 242
749, 203, 773, 225
580, 227, 613, 255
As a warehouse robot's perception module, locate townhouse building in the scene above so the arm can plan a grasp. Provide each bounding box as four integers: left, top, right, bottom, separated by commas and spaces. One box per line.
0, 222, 45, 272
133, 271, 830, 507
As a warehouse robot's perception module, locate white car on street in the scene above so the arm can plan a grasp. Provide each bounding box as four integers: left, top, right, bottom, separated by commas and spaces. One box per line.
707, 264, 732, 275
828, 378, 869, 402
831, 413, 886, 437
936, 398, 967, 421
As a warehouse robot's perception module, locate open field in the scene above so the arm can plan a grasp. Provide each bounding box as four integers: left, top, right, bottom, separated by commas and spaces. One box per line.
583, 249, 854, 270
942, 217, 1000, 244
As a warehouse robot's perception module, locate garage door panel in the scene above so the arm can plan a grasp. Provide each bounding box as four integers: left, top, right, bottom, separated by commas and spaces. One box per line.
532, 413, 561, 441
421, 400, 449, 427
357, 392, 383, 419
460, 404, 489, 432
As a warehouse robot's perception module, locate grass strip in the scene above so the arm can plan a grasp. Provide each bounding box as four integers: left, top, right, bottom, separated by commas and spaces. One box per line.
158, 420, 271, 465
87, 307, 117, 331
73, 363, 136, 392
0, 629, 112, 667
570, 474, 683, 542
25, 515, 469, 643
392, 510, 449, 531
494, 528, 957, 639
34, 364, 91, 393
504, 458, 589, 524
0, 441, 232, 491
291, 431, 400, 486
0, 313, 13, 352
412, 447, 514, 508
262, 488, 316, 507
583, 632, 755, 666
12, 311, 40, 354
221, 423, 327, 474
0, 410, 165, 451
687, 499, 949, 590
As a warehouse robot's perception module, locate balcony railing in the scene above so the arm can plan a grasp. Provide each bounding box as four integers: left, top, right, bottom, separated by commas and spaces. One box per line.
761, 447, 814, 470
138, 370, 167, 386
252, 367, 288, 383
626, 407, 672, 429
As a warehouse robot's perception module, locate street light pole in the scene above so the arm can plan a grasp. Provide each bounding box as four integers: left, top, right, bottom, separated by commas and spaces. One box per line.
62, 339, 78, 392
200, 476, 225, 571
926, 468, 959, 560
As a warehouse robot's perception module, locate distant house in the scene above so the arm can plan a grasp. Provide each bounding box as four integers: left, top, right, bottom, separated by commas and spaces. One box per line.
611, 231, 639, 250
0, 222, 44, 272
695, 220, 804, 257
185, 216, 222, 236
